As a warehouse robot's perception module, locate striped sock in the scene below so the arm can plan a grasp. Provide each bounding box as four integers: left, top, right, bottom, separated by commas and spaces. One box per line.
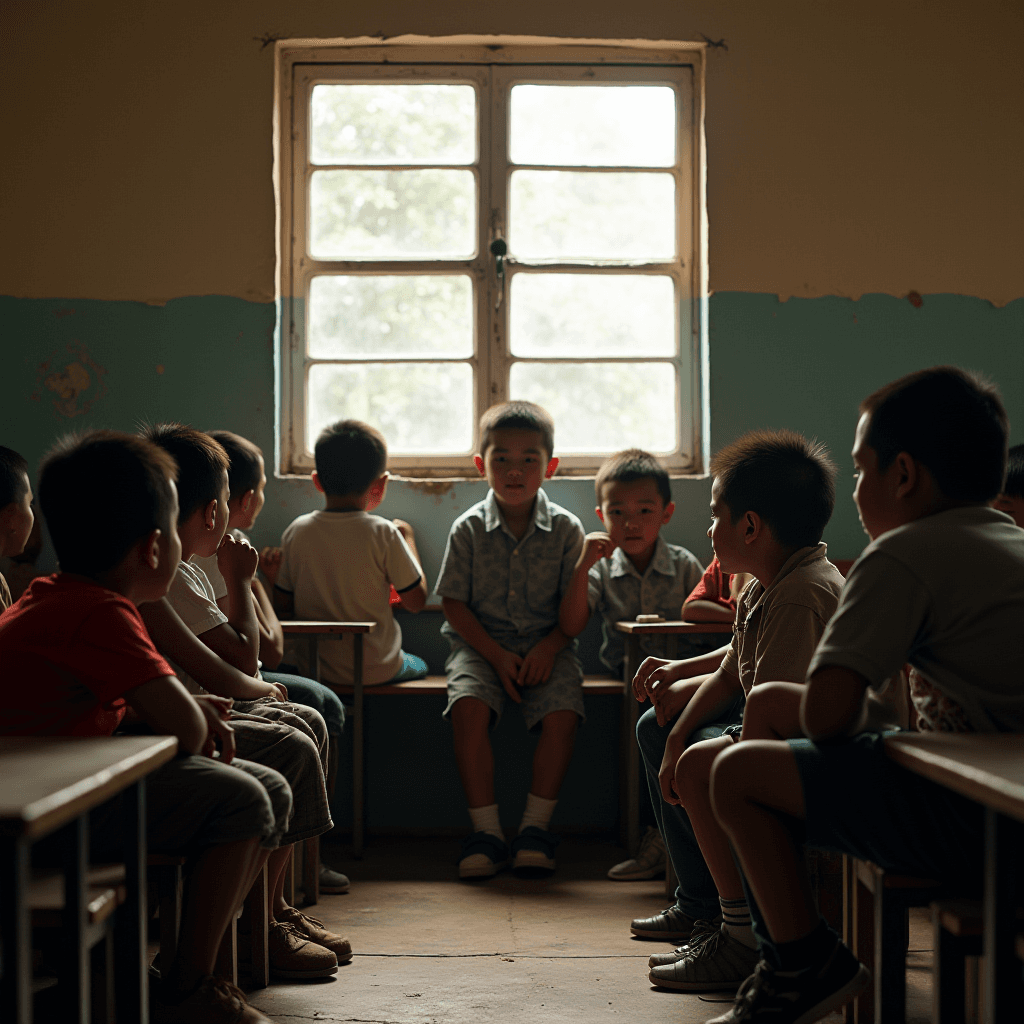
719, 896, 757, 949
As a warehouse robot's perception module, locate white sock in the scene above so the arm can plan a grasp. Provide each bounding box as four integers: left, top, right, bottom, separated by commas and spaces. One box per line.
468, 803, 503, 841
519, 793, 557, 833
720, 896, 757, 949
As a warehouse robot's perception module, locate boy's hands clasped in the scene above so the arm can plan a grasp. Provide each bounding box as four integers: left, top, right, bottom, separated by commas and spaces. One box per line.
492, 634, 564, 703
217, 531, 258, 582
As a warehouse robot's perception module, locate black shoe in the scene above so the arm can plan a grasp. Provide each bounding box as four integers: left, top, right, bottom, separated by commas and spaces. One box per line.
705, 939, 870, 1024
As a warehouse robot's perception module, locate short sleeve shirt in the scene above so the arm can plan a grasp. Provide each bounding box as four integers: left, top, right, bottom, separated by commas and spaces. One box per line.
809, 507, 1024, 733
0, 574, 174, 736
720, 543, 845, 694
165, 560, 231, 694
684, 557, 737, 612
435, 488, 585, 648
0, 571, 11, 611
587, 537, 705, 671
277, 510, 423, 686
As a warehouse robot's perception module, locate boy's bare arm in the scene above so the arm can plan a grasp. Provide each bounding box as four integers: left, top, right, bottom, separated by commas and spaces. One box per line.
632, 644, 731, 702
206, 534, 261, 675
681, 599, 736, 623
442, 596, 522, 703
250, 579, 285, 669
739, 681, 806, 741
124, 675, 208, 755
139, 599, 283, 701
393, 519, 428, 613
801, 665, 869, 741
559, 532, 615, 638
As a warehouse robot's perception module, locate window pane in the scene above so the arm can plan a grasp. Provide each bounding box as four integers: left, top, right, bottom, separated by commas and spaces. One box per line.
510, 171, 674, 261
510, 85, 675, 167
309, 275, 473, 358
308, 363, 474, 454
310, 169, 476, 260
310, 84, 476, 165
510, 362, 676, 453
510, 274, 675, 357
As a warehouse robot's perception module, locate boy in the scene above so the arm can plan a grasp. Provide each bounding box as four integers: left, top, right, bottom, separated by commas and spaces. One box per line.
0, 446, 35, 609
436, 400, 585, 879
0, 430, 285, 1023
138, 424, 347, 979
192, 429, 350, 895
709, 367, 1024, 1024
558, 448, 703, 881
682, 557, 753, 624
993, 442, 1024, 526
627, 430, 843, 981
270, 419, 429, 686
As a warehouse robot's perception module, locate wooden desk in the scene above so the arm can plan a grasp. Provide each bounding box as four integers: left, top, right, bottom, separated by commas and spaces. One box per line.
885, 733, 1024, 1024
280, 621, 376, 858
0, 735, 177, 1024
613, 620, 734, 853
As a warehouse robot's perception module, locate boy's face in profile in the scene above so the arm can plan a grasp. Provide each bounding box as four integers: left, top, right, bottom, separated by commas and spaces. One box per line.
233, 454, 267, 531
851, 412, 901, 541
597, 478, 674, 561
707, 477, 750, 575
0, 472, 35, 559
475, 428, 557, 513
993, 494, 1024, 528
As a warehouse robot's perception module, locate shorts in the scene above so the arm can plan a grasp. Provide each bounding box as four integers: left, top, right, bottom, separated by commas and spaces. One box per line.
791, 730, 984, 885
443, 641, 585, 732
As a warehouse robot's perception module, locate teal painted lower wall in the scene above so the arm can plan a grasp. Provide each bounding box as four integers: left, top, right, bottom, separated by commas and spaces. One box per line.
2, 291, 1022, 829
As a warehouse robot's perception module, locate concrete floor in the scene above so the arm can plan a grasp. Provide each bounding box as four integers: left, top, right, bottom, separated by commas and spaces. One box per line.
248, 838, 934, 1024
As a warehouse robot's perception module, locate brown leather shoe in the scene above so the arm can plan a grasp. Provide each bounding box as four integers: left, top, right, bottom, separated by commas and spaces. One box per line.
268, 920, 339, 978
151, 975, 275, 1023
278, 906, 353, 964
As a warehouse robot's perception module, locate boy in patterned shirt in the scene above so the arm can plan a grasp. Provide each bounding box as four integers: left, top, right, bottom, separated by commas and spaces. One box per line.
436, 401, 585, 880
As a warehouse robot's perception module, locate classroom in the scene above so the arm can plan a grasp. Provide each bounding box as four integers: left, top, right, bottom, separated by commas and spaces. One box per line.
1, 2, 1022, 1023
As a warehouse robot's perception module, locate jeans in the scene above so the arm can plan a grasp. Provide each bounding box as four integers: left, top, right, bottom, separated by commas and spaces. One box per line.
636, 694, 745, 920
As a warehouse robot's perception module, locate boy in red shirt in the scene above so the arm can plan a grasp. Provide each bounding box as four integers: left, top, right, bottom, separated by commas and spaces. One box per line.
0, 431, 284, 1024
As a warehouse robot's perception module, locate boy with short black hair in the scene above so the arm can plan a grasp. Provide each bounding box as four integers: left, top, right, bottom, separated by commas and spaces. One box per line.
270, 419, 429, 686
437, 400, 585, 879
626, 430, 844, 983
709, 367, 1024, 1024
0, 446, 34, 609
0, 430, 285, 1023
994, 442, 1024, 526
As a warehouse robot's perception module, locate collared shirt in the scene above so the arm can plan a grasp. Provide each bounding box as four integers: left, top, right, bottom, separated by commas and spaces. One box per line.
587, 536, 704, 672
720, 543, 844, 694
435, 488, 584, 647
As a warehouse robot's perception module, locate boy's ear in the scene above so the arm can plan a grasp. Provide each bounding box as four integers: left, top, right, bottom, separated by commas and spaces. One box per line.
311, 471, 325, 494
366, 472, 389, 510
142, 528, 163, 570
545, 456, 559, 479
473, 454, 486, 477
595, 505, 605, 524
893, 451, 918, 501
743, 510, 763, 545
238, 489, 255, 515
203, 498, 218, 532
661, 500, 676, 525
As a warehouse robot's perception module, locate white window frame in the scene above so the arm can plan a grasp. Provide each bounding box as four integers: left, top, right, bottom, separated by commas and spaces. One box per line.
275, 37, 709, 479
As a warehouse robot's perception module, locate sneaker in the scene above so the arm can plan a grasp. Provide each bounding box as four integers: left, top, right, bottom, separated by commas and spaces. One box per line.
704, 940, 871, 1024
649, 925, 760, 991
608, 826, 666, 880
511, 826, 559, 877
318, 864, 350, 894
648, 917, 721, 967
459, 831, 510, 879
278, 906, 353, 963
150, 975, 275, 1023
630, 905, 699, 940
268, 921, 338, 979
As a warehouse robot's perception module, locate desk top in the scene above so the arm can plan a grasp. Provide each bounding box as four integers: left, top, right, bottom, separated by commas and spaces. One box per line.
281, 621, 376, 634
0, 735, 178, 840
885, 732, 1024, 824
614, 620, 734, 635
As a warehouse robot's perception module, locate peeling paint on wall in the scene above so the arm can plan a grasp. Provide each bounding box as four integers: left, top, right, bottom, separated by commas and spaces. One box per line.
31, 343, 108, 418
399, 479, 458, 504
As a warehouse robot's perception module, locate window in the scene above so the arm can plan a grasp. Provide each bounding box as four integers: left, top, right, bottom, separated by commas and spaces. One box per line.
277, 39, 708, 477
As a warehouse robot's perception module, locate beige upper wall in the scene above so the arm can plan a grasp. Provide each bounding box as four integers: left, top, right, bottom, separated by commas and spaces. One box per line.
2, 0, 1022, 304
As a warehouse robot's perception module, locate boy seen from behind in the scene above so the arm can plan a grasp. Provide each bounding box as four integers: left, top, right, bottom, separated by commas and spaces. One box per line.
270, 420, 429, 686
436, 401, 585, 880
994, 442, 1024, 526
0, 446, 35, 610
708, 367, 1024, 1024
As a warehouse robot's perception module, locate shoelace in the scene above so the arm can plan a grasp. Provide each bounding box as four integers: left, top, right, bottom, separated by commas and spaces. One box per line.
636, 828, 662, 860
673, 919, 718, 956
729, 960, 778, 1021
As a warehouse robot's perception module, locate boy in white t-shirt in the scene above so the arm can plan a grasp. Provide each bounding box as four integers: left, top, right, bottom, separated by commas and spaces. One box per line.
269, 420, 428, 687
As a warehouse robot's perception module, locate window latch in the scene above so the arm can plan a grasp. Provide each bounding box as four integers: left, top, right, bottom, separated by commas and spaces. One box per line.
490, 237, 507, 311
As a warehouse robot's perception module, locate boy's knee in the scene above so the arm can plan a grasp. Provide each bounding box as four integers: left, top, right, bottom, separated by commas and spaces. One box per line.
709, 742, 753, 820
450, 695, 492, 729
541, 709, 578, 737
674, 741, 716, 802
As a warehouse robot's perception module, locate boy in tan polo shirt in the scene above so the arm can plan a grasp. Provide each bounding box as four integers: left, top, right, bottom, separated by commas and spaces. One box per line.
628, 430, 845, 993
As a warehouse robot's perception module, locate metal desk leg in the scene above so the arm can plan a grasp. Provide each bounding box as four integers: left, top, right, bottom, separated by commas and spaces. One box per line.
61, 815, 89, 1023
0, 837, 31, 1024
353, 633, 364, 859
117, 779, 148, 1024
620, 636, 641, 855
983, 809, 1023, 1024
